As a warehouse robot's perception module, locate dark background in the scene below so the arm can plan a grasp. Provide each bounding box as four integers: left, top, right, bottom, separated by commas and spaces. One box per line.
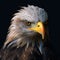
0, 0, 60, 59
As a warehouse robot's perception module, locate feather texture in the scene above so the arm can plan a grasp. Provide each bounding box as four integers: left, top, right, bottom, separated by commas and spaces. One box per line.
0, 5, 55, 60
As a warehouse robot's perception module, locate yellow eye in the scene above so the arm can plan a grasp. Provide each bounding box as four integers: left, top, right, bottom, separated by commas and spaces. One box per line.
26, 22, 31, 26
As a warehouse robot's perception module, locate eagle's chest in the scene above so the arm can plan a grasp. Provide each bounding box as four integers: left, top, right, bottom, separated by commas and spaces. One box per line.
19, 46, 42, 60
0, 46, 43, 60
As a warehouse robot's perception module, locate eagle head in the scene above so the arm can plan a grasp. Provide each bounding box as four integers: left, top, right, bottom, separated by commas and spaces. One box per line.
3, 5, 48, 53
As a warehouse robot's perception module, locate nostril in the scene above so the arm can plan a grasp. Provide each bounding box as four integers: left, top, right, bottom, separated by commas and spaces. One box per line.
37, 25, 40, 27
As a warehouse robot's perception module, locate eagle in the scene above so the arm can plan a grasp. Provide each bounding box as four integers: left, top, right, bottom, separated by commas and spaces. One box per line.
0, 5, 55, 60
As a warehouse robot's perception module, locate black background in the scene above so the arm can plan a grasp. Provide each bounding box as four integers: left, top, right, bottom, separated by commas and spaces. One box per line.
0, 0, 60, 59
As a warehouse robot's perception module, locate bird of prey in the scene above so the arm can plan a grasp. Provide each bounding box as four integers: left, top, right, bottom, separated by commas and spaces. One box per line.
0, 5, 55, 60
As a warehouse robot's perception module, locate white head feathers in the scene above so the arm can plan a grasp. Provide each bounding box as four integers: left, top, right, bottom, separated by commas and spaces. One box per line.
12, 5, 48, 22
3, 5, 48, 49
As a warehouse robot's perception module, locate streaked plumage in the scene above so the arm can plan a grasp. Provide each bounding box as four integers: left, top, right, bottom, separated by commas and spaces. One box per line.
3, 5, 48, 49
0, 5, 55, 60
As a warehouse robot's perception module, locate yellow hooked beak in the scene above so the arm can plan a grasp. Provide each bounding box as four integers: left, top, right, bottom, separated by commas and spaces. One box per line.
28, 22, 45, 39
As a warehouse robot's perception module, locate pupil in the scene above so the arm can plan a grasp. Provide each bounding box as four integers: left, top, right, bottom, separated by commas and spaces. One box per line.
27, 22, 31, 26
